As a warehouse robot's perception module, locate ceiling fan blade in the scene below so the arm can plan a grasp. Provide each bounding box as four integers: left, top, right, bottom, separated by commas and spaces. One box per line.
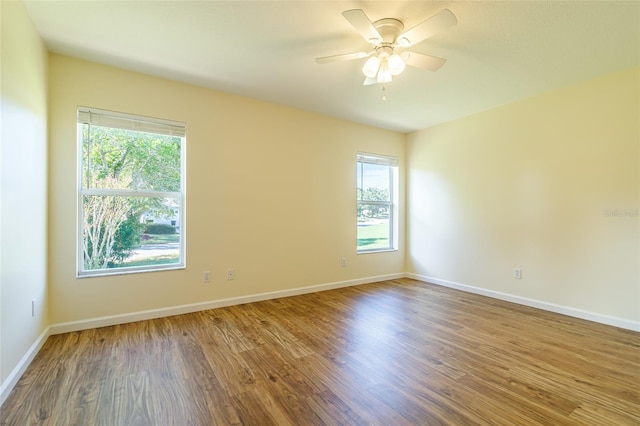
397, 9, 457, 47
342, 9, 382, 44
315, 51, 370, 64
401, 51, 447, 71
363, 77, 378, 86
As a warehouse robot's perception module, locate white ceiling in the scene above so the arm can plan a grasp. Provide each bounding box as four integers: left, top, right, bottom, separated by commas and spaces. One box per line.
24, 1, 640, 133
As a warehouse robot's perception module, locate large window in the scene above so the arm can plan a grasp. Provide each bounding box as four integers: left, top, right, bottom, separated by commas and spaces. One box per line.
357, 152, 398, 252
77, 107, 185, 276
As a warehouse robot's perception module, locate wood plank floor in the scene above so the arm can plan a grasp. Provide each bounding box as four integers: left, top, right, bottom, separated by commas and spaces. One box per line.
2, 278, 639, 425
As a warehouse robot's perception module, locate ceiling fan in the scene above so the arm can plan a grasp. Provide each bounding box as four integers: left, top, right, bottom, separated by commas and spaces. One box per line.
315, 9, 457, 86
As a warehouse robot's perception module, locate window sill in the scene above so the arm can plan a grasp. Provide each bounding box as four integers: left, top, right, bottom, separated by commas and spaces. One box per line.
357, 248, 398, 255
77, 264, 185, 279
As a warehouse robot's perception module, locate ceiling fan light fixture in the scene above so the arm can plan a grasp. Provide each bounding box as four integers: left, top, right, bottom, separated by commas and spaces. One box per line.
377, 60, 393, 83
387, 53, 406, 76
362, 55, 381, 78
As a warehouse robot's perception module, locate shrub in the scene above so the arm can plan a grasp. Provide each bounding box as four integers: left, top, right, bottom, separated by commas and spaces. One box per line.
106, 215, 145, 267
144, 223, 176, 234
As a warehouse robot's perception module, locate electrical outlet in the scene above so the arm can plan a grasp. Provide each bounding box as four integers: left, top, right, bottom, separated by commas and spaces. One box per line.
513, 268, 522, 279
341, 257, 347, 267
32, 299, 35, 317
226, 269, 235, 280
203, 271, 211, 283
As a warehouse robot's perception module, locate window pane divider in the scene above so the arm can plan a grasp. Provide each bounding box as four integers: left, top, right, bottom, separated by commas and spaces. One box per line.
81, 189, 181, 198
357, 200, 391, 205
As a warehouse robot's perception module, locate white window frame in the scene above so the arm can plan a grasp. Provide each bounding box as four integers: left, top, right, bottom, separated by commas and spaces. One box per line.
357, 152, 399, 253
77, 107, 186, 277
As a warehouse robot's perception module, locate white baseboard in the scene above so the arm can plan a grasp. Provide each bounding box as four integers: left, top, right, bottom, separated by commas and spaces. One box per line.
49, 273, 405, 335
407, 273, 640, 332
0, 326, 51, 405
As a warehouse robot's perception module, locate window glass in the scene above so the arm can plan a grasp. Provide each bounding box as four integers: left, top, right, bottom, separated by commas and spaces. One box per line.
81, 126, 181, 192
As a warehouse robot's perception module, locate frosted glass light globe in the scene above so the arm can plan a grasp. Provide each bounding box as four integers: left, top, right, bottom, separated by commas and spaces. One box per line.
387, 53, 406, 76
362, 56, 381, 78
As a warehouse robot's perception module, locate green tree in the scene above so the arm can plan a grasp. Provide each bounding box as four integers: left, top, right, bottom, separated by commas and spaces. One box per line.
83, 177, 132, 269
83, 126, 181, 192
82, 124, 181, 269
357, 187, 390, 218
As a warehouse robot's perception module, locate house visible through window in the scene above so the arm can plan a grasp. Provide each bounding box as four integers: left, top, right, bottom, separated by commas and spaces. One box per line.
357, 152, 398, 252
77, 107, 186, 276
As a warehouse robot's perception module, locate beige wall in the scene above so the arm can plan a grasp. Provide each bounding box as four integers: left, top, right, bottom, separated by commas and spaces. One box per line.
3, 3, 638, 401
407, 67, 640, 325
0, 1, 49, 389
48, 55, 405, 325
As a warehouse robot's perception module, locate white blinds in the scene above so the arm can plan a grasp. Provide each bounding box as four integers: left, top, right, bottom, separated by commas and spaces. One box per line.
77, 106, 185, 137
357, 152, 398, 167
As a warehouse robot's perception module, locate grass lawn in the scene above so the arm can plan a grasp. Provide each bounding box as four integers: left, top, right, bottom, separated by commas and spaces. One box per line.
357, 221, 389, 250
140, 233, 180, 245
118, 233, 180, 267
121, 254, 179, 268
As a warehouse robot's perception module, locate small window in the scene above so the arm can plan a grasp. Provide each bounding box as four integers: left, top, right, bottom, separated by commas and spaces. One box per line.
77, 107, 185, 276
357, 152, 398, 252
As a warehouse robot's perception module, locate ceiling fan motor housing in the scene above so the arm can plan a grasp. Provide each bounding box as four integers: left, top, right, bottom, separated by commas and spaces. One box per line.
372, 18, 404, 44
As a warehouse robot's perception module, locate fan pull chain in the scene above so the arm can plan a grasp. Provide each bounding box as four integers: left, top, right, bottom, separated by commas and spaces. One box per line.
381, 85, 387, 101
